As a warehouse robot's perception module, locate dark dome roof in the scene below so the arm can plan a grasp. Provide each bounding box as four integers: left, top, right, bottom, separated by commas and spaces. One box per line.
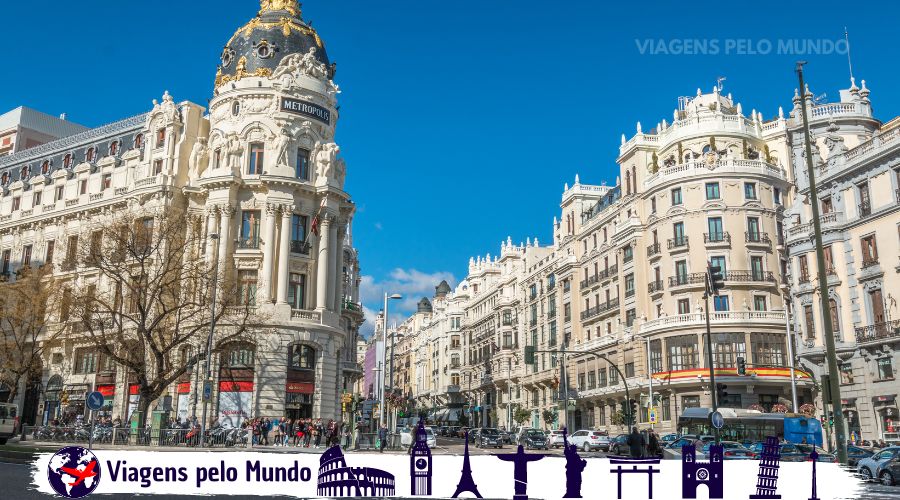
417, 297, 433, 313
215, 1, 330, 86
435, 280, 452, 297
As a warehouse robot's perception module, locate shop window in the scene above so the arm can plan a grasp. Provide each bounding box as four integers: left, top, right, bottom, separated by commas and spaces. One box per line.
289, 344, 316, 370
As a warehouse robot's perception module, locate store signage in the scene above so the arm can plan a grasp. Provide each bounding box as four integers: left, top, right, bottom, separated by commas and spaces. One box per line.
280, 97, 331, 125
286, 382, 315, 394
219, 381, 254, 392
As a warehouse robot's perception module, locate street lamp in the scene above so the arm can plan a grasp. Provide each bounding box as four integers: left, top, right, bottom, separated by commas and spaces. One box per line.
200, 233, 220, 448
380, 292, 402, 429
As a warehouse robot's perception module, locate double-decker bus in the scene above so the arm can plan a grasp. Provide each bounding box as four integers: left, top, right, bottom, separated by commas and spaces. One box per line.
677, 407, 823, 446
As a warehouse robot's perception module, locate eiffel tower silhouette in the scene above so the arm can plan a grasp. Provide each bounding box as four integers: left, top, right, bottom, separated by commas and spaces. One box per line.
452, 431, 483, 498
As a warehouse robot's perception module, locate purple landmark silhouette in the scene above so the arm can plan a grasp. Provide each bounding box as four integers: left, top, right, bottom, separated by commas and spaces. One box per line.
609, 457, 661, 499
808, 450, 820, 500
562, 428, 587, 498
451, 431, 483, 499
410, 419, 432, 496
682, 444, 724, 499
317, 445, 395, 497
495, 444, 547, 500
750, 436, 782, 499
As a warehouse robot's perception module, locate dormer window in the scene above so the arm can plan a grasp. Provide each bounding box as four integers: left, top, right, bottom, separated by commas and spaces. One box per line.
41, 161, 50, 175
20, 166, 29, 180
86, 147, 96, 162
155, 129, 165, 148
134, 134, 144, 149
109, 141, 119, 156
0, 172, 9, 186
63, 154, 73, 168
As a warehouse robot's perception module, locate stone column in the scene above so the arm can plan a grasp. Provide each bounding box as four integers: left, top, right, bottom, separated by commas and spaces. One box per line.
326, 218, 338, 312
332, 223, 345, 311
204, 207, 218, 264
260, 204, 278, 303
217, 205, 233, 270
316, 215, 332, 310
277, 205, 292, 305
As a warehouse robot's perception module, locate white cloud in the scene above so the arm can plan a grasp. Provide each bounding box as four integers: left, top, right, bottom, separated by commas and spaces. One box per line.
358, 268, 457, 338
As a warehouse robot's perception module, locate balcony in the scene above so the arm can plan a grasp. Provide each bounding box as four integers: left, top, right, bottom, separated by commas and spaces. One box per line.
605, 265, 618, 280
237, 236, 260, 250
647, 242, 661, 258
579, 298, 620, 321
745, 232, 771, 247
798, 273, 811, 284
290, 240, 310, 255
725, 270, 776, 283
859, 200, 872, 217
625, 288, 635, 298
668, 272, 705, 287
703, 232, 731, 245
668, 236, 689, 251
290, 309, 322, 322
648, 280, 664, 294
640, 310, 787, 334
341, 361, 362, 374
862, 257, 880, 269
855, 320, 900, 344
342, 301, 363, 314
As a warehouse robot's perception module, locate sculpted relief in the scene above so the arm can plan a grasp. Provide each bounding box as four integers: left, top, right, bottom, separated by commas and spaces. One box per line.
312, 142, 345, 189
188, 137, 210, 178
271, 47, 340, 98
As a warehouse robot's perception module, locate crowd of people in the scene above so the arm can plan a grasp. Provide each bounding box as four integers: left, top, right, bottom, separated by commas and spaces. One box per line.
626, 426, 664, 458
237, 417, 353, 448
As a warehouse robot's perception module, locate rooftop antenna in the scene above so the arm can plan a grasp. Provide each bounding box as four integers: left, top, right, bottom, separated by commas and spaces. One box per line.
716, 76, 726, 92
844, 27, 854, 82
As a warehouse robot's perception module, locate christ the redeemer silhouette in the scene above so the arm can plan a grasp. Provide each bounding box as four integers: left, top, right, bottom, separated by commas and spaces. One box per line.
495, 444, 547, 500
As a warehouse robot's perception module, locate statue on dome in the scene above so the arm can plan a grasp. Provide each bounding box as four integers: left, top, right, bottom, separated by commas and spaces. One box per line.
313, 142, 341, 186
300, 47, 328, 79
188, 137, 209, 178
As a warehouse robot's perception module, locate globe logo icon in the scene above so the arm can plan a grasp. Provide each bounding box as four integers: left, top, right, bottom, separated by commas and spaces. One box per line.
47, 446, 102, 498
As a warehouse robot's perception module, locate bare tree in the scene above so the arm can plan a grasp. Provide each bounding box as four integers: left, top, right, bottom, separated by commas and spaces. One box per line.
72, 207, 260, 427
0, 265, 66, 403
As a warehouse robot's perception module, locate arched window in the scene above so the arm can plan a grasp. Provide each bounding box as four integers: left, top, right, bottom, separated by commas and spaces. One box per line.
86, 147, 95, 162
109, 141, 119, 156
20, 166, 29, 180
223, 343, 255, 368
0, 172, 8, 185
63, 154, 73, 168
134, 134, 144, 149
289, 344, 316, 370
41, 161, 50, 175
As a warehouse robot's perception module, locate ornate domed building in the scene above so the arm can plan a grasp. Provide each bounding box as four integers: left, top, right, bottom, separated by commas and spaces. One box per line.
0, 0, 363, 426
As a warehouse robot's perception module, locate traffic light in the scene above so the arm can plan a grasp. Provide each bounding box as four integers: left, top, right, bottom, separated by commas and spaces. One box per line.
629, 399, 638, 424
706, 262, 725, 296
737, 357, 746, 376
821, 374, 832, 406
524, 345, 536, 365
715, 383, 728, 403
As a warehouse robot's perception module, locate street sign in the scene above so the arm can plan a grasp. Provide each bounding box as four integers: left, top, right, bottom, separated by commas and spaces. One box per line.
342, 393, 353, 403
202, 381, 212, 401
710, 410, 725, 429
86, 391, 104, 411
648, 406, 659, 424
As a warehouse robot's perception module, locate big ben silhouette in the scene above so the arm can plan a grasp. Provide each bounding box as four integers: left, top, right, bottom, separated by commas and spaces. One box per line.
410, 419, 432, 496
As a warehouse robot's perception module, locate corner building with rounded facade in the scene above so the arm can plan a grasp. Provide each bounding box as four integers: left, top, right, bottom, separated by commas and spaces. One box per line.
0, 0, 363, 425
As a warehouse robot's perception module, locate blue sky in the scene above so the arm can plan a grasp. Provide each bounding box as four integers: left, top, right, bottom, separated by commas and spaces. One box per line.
3, 1, 898, 334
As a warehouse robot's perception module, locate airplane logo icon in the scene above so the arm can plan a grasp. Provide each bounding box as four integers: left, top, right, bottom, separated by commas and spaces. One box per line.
60, 460, 98, 487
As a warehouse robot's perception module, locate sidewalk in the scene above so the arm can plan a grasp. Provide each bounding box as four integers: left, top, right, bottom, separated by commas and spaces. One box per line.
5, 436, 410, 454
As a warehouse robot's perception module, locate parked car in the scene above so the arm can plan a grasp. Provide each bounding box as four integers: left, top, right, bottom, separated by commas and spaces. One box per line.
660, 433, 679, 445
515, 428, 538, 443
468, 428, 481, 443
703, 441, 756, 460
609, 434, 631, 456
595, 434, 613, 452
666, 436, 700, 450
457, 427, 470, 439
449, 426, 461, 438
518, 429, 549, 450
548, 429, 566, 448
476, 428, 504, 448
0, 403, 17, 445
846, 446, 875, 467
795, 444, 836, 463
569, 430, 607, 452
873, 452, 900, 485
857, 447, 900, 482
499, 429, 513, 444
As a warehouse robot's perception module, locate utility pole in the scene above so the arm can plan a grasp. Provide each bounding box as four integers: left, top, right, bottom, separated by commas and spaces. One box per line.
796, 61, 848, 465
705, 262, 725, 445
783, 295, 800, 411
199, 233, 220, 448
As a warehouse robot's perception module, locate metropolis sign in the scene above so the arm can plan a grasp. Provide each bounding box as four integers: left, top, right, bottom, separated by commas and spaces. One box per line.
280, 97, 331, 125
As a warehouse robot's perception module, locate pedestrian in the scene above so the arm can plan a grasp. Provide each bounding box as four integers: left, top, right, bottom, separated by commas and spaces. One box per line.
354, 420, 364, 450
378, 424, 388, 453
627, 426, 644, 458
273, 418, 282, 446
648, 429, 660, 457
303, 420, 312, 447
313, 419, 323, 448
342, 421, 351, 448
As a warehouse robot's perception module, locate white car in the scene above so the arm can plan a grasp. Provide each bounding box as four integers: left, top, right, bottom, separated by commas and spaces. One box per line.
399, 426, 437, 448
548, 429, 566, 448
569, 430, 607, 452
0, 403, 17, 445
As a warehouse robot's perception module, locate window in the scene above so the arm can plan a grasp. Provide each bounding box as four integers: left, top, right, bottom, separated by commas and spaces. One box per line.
870, 289, 886, 325
45, 240, 54, 265
1, 249, 9, 275
667, 335, 699, 370
798, 255, 810, 282
838, 362, 854, 385
237, 270, 258, 306
624, 362, 635, 378
587, 370, 596, 389
747, 217, 761, 241
563, 279, 570, 293
773, 187, 781, 205
707, 217, 724, 241
55, 186, 64, 202
134, 134, 144, 149
651, 197, 657, 213
858, 181, 871, 216
682, 395, 701, 409
153, 159, 163, 175
744, 182, 757, 199
650, 340, 662, 373
248, 143, 264, 175
625, 308, 636, 327
713, 295, 729, 312
861, 235, 878, 267
212, 148, 221, 169
291, 147, 311, 180
677, 298, 690, 315
803, 304, 815, 339
240, 210, 261, 248
33, 191, 41, 207
609, 364, 619, 384
705, 182, 720, 200
155, 129, 165, 148
754, 296, 767, 311
623, 246, 633, 263
751, 333, 785, 367
751, 256, 764, 281
710, 256, 727, 274
73, 349, 96, 374
711, 333, 746, 368
102, 174, 112, 189
109, 141, 119, 156
823, 246, 835, 275
86, 147, 95, 162
63, 154, 73, 168
821, 196, 833, 214
598, 368, 607, 387
877, 357, 894, 381
674, 260, 688, 285
79, 180, 87, 195
289, 214, 308, 253
65, 235, 79, 265
41, 161, 50, 175
671, 187, 683, 205
11, 197, 20, 211
226, 345, 254, 367
289, 344, 316, 369
673, 222, 685, 245
829, 299, 840, 335
624, 273, 635, 297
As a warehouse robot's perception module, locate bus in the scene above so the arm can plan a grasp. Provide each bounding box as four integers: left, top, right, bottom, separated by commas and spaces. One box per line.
677, 408, 823, 446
